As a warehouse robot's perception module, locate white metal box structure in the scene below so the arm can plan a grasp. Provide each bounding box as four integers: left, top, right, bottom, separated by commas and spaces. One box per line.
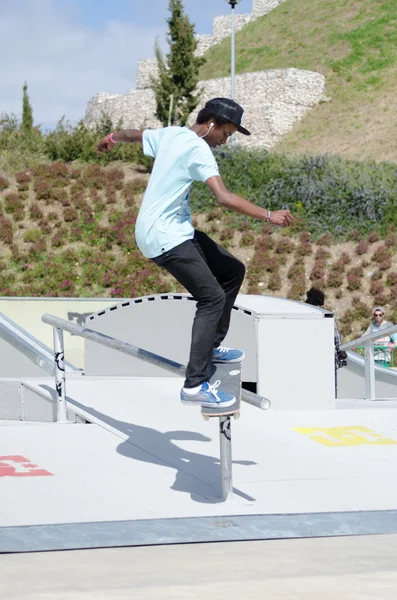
85, 294, 335, 410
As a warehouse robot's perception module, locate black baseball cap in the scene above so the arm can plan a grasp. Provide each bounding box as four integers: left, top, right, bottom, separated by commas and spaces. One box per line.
205, 97, 250, 136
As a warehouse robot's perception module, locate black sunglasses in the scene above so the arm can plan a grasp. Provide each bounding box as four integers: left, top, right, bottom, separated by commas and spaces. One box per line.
374, 312, 383, 316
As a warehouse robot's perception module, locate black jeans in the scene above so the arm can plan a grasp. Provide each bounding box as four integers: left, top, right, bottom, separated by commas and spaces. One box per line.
152, 230, 245, 388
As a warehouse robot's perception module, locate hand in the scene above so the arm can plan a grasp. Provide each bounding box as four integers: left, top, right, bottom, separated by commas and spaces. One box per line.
96, 135, 115, 153
269, 209, 293, 227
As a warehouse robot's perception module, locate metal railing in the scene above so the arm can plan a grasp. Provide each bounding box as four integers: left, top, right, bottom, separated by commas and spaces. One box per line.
355, 346, 396, 368
42, 313, 270, 501
340, 323, 397, 400
0, 312, 80, 377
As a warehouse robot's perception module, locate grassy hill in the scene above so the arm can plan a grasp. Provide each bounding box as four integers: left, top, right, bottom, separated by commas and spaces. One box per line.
199, 0, 397, 162
1, 161, 397, 347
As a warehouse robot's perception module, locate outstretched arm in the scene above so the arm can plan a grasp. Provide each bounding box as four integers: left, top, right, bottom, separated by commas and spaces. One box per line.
96, 129, 143, 153
206, 175, 293, 228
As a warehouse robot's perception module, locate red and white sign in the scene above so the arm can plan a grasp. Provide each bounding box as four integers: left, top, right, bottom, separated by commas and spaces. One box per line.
0, 455, 53, 477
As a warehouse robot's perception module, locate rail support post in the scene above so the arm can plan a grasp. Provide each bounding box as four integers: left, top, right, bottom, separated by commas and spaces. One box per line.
53, 326, 67, 422
364, 341, 376, 400
219, 416, 233, 500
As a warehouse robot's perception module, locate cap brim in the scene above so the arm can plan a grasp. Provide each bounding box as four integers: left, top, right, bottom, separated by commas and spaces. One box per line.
237, 125, 250, 136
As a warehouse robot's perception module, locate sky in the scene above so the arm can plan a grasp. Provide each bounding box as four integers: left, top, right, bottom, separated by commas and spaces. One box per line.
0, 0, 251, 130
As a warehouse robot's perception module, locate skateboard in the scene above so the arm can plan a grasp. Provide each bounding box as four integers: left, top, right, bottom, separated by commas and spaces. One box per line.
201, 360, 242, 420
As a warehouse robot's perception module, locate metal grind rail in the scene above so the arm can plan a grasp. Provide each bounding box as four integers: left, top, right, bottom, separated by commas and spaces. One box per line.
42, 313, 270, 501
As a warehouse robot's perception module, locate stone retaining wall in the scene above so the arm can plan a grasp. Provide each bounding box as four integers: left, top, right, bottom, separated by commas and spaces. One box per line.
85, 69, 325, 150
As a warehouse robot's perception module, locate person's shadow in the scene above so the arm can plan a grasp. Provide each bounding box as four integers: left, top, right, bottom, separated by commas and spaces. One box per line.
41, 386, 256, 504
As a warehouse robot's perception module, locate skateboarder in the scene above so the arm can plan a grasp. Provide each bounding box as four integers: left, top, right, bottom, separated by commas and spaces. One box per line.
97, 97, 293, 409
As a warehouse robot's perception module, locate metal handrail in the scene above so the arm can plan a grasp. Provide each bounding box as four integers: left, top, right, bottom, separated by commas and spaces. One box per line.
41, 313, 269, 412
340, 323, 397, 351
340, 324, 397, 400
42, 312, 270, 501
0, 312, 80, 376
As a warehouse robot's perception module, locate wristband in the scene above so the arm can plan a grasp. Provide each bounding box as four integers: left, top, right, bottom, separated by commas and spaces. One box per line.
265, 210, 271, 223
109, 132, 117, 144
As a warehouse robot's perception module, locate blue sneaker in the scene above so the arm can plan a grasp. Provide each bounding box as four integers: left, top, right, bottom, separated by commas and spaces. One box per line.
212, 345, 245, 363
180, 380, 235, 408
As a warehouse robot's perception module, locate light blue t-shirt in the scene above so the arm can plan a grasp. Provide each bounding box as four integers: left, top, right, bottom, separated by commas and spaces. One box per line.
135, 127, 219, 258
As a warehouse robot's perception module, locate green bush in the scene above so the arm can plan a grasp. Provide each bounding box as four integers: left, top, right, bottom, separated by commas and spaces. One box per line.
23, 228, 41, 243
191, 147, 397, 240
0, 112, 153, 173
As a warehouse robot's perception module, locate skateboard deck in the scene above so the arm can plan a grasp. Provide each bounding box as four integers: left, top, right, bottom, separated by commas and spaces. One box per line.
201, 360, 242, 420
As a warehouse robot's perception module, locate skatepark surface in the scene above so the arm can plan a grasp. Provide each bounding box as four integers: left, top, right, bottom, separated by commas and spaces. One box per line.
2, 294, 397, 598
3, 534, 397, 599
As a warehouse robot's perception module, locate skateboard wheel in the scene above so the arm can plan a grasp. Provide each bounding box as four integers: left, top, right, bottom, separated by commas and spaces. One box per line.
234, 412, 240, 420
203, 415, 209, 421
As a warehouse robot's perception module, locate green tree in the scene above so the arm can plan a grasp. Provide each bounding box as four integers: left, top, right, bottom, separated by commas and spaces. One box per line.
22, 82, 34, 134
151, 0, 205, 127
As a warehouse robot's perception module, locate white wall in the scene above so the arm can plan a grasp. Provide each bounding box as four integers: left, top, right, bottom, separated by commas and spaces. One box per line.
0, 298, 128, 368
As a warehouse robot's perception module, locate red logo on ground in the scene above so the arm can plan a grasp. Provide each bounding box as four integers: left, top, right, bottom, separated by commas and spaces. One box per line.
0, 455, 53, 477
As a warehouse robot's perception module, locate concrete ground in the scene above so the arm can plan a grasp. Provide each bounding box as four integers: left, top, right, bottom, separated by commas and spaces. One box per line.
3, 534, 397, 599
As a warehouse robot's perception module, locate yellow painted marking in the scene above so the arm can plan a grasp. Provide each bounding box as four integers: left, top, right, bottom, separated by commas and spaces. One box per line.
294, 426, 397, 447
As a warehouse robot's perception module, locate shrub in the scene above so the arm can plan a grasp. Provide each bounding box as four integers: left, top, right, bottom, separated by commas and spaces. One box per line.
315, 247, 330, 261
346, 274, 361, 291
47, 210, 58, 222
240, 231, 255, 246
287, 278, 306, 300
386, 272, 397, 287
295, 242, 312, 257
340, 323, 353, 338
288, 260, 305, 280
327, 270, 343, 288
219, 227, 234, 242
105, 184, 117, 204
268, 272, 281, 291
0, 217, 13, 244
316, 232, 333, 246
0, 176, 9, 190
24, 228, 41, 243
263, 256, 280, 273
355, 240, 369, 255
337, 252, 351, 267
105, 167, 124, 190
374, 285, 388, 305
15, 170, 31, 184
310, 261, 326, 282
378, 258, 392, 271
371, 270, 383, 282
4, 192, 23, 214
255, 234, 274, 251
33, 177, 53, 201
299, 232, 311, 244
372, 245, 390, 263
351, 297, 371, 319
81, 164, 107, 189
275, 238, 295, 254
123, 176, 147, 195
63, 207, 78, 222
368, 231, 380, 243
40, 219, 52, 235
385, 233, 397, 249
348, 228, 361, 241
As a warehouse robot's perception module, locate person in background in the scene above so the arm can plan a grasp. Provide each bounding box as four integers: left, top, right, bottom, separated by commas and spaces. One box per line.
304, 287, 347, 396
364, 307, 396, 366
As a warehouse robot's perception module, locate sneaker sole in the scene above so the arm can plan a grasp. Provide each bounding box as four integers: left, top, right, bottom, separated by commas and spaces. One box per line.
180, 398, 202, 406
212, 353, 245, 363
200, 397, 236, 409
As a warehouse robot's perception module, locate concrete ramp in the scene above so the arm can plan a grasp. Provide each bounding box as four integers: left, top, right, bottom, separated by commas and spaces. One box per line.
339, 351, 397, 399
